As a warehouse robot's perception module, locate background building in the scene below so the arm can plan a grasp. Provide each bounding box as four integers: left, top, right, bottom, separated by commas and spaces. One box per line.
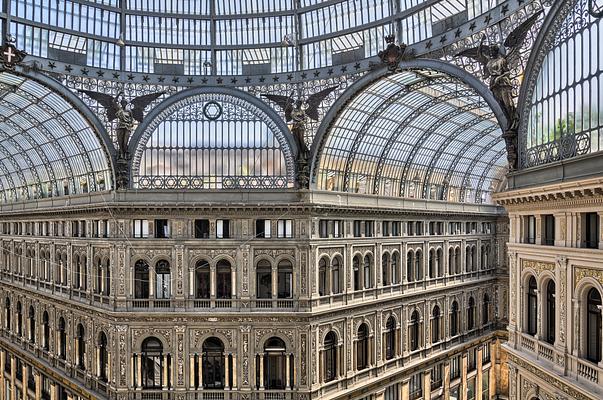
0, 1, 599, 400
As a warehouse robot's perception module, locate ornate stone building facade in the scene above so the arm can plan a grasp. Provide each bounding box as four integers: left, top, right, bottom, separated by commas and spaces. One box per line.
0, 192, 508, 399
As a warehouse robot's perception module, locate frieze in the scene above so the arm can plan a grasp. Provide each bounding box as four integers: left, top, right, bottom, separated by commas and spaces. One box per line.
253, 248, 295, 259
509, 352, 592, 400
132, 248, 172, 260
131, 327, 173, 348
522, 259, 555, 275
575, 266, 603, 288
352, 245, 374, 255
300, 332, 308, 386
317, 247, 345, 258
188, 248, 237, 261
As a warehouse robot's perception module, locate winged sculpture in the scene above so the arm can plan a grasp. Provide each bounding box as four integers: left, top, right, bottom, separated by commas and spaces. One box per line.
79, 90, 165, 159
261, 86, 338, 153
455, 11, 542, 128
262, 86, 338, 188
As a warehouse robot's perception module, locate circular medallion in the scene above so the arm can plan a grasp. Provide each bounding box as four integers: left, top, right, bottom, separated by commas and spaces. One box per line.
203, 101, 223, 120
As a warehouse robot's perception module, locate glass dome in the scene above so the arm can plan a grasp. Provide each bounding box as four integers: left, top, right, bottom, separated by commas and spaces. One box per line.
9, 0, 502, 75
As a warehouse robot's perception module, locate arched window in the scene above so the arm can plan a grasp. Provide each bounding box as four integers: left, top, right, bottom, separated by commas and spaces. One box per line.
527, 276, 537, 336
77, 323, 86, 370
545, 280, 555, 345
382, 253, 390, 286
450, 301, 459, 337
407, 251, 414, 282
4, 298, 10, 331
256, 260, 272, 299
98, 332, 108, 382
482, 294, 490, 326
465, 247, 472, 272
391, 253, 399, 284
428, 249, 436, 279
95, 259, 103, 294
141, 337, 167, 389
356, 324, 369, 370
16, 301, 22, 337
42, 311, 50, 351
28, 306, 35, 343
277, 260, 293, 299
353, 256, 362, 290
448, 248, 455, 275
431, 306, 441, 343
363, 255, 372, 289
436, 248, 443, 277
587, 288, 602, 363
263, 337, 289, 389
155, 260, 171, 299
104, 259, 111, 296
134, 260, 150, 299
202, 337, 225, 389
58, 317, 67, 360
415, 250, 423, 282
74, 254, 81, 289
471, 246, 477, 271
331, 257, 341, 294
324, 332, 338, 382
195, 260, 210, 299
216, 260, 232, 299
455, 248, 461, 274
318, 257, 328, 296
385, 317, 396, 360
81, 255, 88, 290
467, 297, 476, 331
409, 310, 420, 351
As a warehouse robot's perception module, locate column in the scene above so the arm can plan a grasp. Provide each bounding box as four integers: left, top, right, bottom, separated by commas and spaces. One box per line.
443, 361, 450, 399
35, 371, 41, 400
375, 389, 385, 400
162, 354, 169, 388
107, 353, 111, 383
136, 354, 142, 388
198, 354, 203, 389
149, 266, 155, 298
224, 354, 230, 389
231, 354, 237, 388
189, 268, 195, 297
271, 267, 278, 300
476, 347, 483, 400
535, 289, 542, 340
189, 355, 195, 388
598, 211, 603, 250
258, 354, 264, 389
400, 378, 410, 400
461, 355, 467, 400
96, 348, 101, 377
285, 354, 291, 389
11, 355, 15, 400
572, 299, 580, 356
210, 266, 216, 298
50, 383, 57, 400
0, 350, 5, 394
423, 369, 431, 399
22, 363, 28, 400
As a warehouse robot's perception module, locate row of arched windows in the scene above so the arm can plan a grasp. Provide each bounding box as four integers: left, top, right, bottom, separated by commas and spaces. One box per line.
322, 293, 491, 382
525, 276, 603, 364
1, 298, 109, 381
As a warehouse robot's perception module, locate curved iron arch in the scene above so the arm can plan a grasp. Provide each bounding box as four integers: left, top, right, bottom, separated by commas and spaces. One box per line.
309, 58, 509, 187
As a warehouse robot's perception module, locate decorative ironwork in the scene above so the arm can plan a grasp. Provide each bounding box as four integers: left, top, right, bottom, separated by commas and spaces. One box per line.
588, 0, 603, 17
454, 11, 542, 170
378, 35, 415, 71
261, 86, 338, 188
0, 37, 26, 71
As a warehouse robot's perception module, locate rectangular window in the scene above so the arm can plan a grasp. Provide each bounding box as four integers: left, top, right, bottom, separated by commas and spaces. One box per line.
468, 347, 477, 371
482, 371, 490, 399
155, 219, 169, 238
415, 221, 423, 235
408, 221, 415, 236
409, 372, 423, 400
584, 212, 600, 248
277, 219, 293, 238
319, 220, 328, 238
526, 215, 536, 244
256, 219, 271, 238
72, 221, 79, 237
467, 377, 476, 400
216, 219, 230, 239
382, 221, 390, 236
194, 219, 210, 239
449, 386, 460, 400
133, 219, 149, 238
429, 221, 435, 235
430, 363, 443, 390
450, 355, 460, 380
353, 220, 362, 237
482, 343, 491, 363
543, 215, 555, 245
364, 221, 374, 237
384, 383, 399, 400
392, 221, 400, 236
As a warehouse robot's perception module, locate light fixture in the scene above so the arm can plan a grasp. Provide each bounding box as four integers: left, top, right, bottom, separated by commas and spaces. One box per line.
116, 33, 125, 47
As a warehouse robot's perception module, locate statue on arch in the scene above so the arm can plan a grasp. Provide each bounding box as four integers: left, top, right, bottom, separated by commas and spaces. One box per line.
79, 90, 165, 160
261, 86, 338, 188
454, 11, 542, 169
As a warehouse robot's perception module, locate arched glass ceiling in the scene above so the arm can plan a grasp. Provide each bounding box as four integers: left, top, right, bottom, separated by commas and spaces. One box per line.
316, 70, 507, 204
9, 0, 501, 74
0, 72, 113, 203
